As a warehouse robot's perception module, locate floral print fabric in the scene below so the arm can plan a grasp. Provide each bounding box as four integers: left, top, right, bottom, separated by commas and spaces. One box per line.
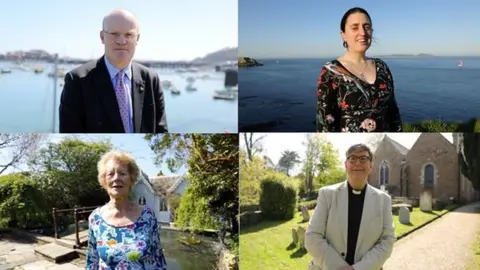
316, 58, 402, 132
85, 205, 167, 270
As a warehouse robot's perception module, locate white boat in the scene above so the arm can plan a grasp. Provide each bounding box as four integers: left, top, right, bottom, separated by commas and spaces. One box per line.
161, 80, 172, 89
0, 69, 12, 74
186, 84, 197, 91
225, 85, 238, 92
48, 70, 65, 78
170, 86, 181, 95
213, 89, 236, 100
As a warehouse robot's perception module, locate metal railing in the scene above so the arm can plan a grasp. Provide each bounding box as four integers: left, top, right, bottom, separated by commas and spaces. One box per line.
52, 205, 99, 247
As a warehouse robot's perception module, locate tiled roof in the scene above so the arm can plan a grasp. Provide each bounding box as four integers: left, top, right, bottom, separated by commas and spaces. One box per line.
149, 175, 184, 195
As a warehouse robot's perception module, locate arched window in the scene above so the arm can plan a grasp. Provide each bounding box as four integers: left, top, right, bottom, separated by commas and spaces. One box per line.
424, 164, 434, 187
138, 196, 146, 205
380, 161, 389, 185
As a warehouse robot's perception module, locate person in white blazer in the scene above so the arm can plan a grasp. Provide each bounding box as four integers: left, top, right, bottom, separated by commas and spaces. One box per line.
305, 143, 395, 270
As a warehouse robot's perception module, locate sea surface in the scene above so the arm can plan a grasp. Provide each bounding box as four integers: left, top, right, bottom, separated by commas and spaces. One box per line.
238, 57, 480, 132
0, 61, 237, 133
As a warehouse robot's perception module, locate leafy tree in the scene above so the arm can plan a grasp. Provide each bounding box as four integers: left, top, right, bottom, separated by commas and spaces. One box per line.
458, 133, 480, 189
0, 173, 47, 229
166, 193, 181, 222
316, 142, 345, 187
240, 150, 272, 208
28, 138, 112, 208
145, 134, 239, 244
0, 133, 45, 175
277, 150, 300, 176
241, 133, 265, 162
175, 186, 220, 230
302, 134, 325, 196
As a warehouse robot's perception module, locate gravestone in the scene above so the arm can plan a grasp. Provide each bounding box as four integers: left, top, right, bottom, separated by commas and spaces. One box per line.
291, 228, 298, 245
403, 198, 413, 206
420, 191, 433, 212
398, 206, 410, 224
301, 206, 310, 222
297, 226, 306, 249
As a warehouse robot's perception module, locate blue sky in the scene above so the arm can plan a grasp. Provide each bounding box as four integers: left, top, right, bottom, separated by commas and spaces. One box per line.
1, 134, 187, 178
239, 0, 480, 58
1, 0, 237, 61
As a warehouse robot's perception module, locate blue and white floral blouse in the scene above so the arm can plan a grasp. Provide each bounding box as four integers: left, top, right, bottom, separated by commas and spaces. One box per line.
85, 205, 167, 270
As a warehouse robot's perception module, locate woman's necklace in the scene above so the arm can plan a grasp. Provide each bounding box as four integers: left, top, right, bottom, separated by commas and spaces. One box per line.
351, 59, 368, 78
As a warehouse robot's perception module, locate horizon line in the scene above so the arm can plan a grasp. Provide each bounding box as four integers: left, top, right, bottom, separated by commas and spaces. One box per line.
244, 55, 480, 60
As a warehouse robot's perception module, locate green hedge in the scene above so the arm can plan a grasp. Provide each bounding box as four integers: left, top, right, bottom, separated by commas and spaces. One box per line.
259, 178, 297, 221
297, 200, 317, 212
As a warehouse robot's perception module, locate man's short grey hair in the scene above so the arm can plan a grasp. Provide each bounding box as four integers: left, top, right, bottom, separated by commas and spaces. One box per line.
346, 143, 373, 159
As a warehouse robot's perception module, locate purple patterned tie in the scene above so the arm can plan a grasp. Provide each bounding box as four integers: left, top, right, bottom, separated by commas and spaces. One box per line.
114, 70, 130, 133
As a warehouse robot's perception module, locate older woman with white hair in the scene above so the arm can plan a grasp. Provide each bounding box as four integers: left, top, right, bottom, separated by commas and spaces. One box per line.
85, 150, 167, 269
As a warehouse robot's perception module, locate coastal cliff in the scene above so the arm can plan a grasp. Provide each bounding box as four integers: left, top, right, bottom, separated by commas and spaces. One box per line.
238, 57, 263, 68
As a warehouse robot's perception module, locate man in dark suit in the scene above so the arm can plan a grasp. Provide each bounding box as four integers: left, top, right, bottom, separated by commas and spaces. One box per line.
59, 9, 168, 133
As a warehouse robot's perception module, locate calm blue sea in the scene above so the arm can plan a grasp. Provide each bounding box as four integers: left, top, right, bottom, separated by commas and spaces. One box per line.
0, 61, 237, 133
238, 57, 480, 132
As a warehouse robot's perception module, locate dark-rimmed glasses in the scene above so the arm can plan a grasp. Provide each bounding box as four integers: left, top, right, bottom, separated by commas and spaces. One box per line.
347, 155, 371, 164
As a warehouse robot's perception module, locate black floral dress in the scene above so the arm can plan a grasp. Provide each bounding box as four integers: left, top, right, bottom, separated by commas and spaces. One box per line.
316, 58, 402, 132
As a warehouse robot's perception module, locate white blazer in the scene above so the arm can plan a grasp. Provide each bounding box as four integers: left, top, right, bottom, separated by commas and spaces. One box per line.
305, 181, 395, 270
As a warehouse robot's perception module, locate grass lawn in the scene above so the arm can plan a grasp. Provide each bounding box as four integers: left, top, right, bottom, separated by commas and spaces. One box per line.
240, 211, 312, 270
240, 205, 457, 270
393, 206, 455, 238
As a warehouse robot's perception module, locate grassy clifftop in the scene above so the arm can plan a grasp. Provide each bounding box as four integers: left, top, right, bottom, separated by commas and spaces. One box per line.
403, 118, 480, 132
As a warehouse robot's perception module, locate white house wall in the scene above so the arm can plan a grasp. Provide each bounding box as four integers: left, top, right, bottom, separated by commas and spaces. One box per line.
133, 179, 172, 224
133, 182, 159, 220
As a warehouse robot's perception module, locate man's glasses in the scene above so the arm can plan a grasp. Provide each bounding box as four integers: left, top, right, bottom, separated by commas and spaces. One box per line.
347, 155, 371, 164
103, 30, 138, 41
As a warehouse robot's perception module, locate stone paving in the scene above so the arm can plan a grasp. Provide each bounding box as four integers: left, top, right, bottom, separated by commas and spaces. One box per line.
0, 234, 83, 270
0, 234, 39, 270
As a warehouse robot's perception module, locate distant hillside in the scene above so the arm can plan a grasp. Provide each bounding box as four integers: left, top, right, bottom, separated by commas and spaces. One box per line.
379, 53, 435, 58
192, 47, 238, 63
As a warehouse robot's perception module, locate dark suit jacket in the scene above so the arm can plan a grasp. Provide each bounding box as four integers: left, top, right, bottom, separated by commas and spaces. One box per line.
59, 56, 168, 133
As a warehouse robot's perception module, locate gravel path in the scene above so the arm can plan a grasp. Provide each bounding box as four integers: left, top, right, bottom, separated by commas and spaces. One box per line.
383, 202, 480, 270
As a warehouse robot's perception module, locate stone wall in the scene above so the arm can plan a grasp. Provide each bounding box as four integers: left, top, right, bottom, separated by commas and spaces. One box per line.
406, 133, 459, 202
368, 138, 406, 197
217, 247, 238, 270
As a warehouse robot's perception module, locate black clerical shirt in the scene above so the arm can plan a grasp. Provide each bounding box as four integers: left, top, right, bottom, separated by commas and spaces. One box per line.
346, 182, 367, 265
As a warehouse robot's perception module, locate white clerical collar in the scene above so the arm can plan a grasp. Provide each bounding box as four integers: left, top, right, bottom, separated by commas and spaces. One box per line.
348, 181, 366, 195
352, 189, 362, 195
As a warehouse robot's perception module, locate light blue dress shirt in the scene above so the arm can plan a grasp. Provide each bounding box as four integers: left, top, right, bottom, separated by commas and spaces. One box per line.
104, 56, 134, 133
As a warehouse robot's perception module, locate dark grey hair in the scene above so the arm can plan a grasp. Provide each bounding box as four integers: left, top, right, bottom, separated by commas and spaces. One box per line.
346, 143, 373, 159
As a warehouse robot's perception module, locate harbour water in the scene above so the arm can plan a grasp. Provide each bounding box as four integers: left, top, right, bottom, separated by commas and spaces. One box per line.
0, 61, 238, 133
